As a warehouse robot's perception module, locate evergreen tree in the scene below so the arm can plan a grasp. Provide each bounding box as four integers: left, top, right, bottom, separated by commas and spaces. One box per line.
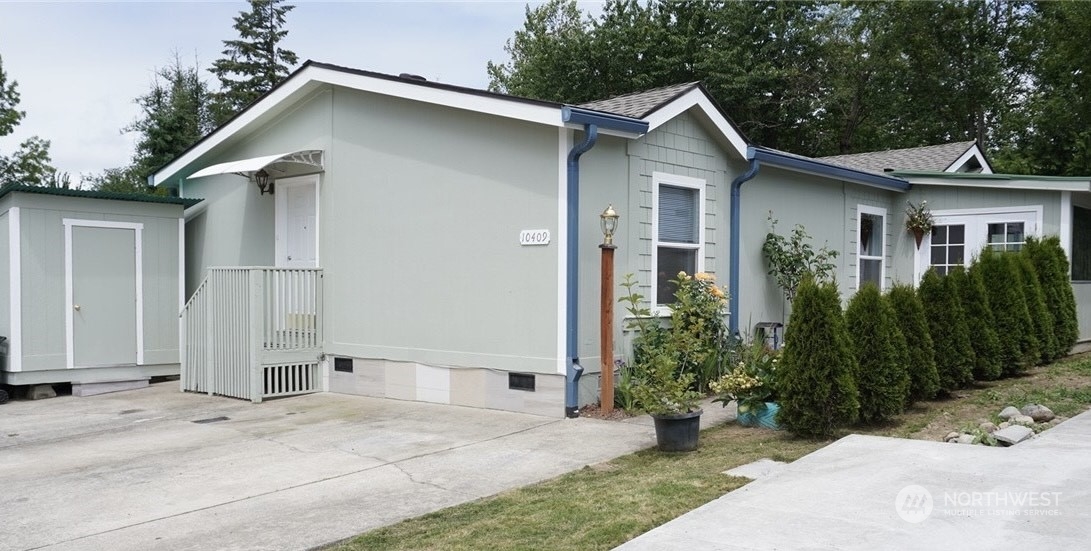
1024, 236, 1078, 358
844, 284, 910, 423
887, 284, 940, 401
950, 265, 1003, 381
210, 0, 298, 124
976, 249, 1038, 375
776, 278, 859, 438
917, 269, 974, 391
126, 55, 216, 181
1016, 251, 1056, 364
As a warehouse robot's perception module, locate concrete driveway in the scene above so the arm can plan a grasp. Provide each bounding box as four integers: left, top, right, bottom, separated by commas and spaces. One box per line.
0, 381, 728, 551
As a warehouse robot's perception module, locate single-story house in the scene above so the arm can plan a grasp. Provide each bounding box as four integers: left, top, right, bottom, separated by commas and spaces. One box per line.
150, 60, 1091, 417
0, 184, 198, 394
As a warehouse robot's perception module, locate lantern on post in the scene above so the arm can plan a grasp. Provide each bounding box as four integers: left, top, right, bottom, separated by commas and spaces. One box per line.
599, 204, 619, 414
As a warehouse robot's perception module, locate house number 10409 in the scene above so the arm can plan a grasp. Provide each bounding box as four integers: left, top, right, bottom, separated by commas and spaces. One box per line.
519, 229, 551, 246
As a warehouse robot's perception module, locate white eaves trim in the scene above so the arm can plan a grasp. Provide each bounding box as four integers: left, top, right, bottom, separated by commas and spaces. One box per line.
153, 64, 566, 186
946, 143, 994, 174
907, 177, 1091, 192
642, 88, 749, 159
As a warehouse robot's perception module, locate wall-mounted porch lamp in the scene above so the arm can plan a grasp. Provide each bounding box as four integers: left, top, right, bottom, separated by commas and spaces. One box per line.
599, 204, 619, 414
253, 169, 274, 195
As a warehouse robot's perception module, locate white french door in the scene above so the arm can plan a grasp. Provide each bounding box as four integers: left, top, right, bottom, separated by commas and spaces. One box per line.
915, 206, 1042, 282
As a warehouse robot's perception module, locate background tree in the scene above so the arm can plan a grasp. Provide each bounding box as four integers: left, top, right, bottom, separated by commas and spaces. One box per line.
887, 284, 940, 401
0, 54, 59, 186
776, 278, 859, 438
210, 0, 298, 124
844, 284, 909, 423
950, 266, 1003, 381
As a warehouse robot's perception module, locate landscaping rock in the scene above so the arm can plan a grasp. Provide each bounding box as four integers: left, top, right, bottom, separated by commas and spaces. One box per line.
944, 431, 960, 442
1012, 415, 1036, 426
999, 406, 1021, 420
956, 434, 976, 445
979, 422, 998, 433
993, 425, 1034, 446
999, 421, 1011, 429
1021, 404, 1055, 423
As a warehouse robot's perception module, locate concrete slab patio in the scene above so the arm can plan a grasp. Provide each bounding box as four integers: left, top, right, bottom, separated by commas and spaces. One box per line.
0, 381, 732, 551
617, 410, 1091, 550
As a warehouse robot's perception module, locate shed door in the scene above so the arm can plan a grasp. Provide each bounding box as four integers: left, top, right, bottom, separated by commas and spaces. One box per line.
275, 175, 318, 268
68, 224, 141, 368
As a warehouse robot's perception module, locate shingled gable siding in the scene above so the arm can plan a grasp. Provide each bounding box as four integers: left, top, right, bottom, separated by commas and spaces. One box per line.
628, 113, 729, 307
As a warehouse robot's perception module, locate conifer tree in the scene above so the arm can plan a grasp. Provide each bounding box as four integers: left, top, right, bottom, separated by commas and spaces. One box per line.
950, 266, 1003, 381
976, 249, 1038, 375
844, 284, 910, 423
776, 278, 859, 438
210, 0, 298, 124
1024, 236, 1078, 358
887, 284, 940, 401
1016, 252, 1056, 364
917, 269, 974, 391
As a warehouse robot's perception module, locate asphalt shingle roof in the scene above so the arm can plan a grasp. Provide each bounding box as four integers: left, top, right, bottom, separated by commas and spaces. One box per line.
0, 183, 202, 207
578, 82, 700, 118
817, 141, 977, 173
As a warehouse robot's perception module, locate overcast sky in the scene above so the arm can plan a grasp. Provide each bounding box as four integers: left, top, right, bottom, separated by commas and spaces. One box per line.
0, 1, 570, 184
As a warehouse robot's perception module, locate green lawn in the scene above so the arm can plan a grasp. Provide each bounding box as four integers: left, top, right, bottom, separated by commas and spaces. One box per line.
330, 355, 1091, 551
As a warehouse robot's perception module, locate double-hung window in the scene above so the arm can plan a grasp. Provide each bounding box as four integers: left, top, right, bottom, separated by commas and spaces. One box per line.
857, 205, 886, 289
652, 172, 705, 306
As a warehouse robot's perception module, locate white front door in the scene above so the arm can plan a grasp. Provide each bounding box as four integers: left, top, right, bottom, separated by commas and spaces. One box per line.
275, 175, 319, 268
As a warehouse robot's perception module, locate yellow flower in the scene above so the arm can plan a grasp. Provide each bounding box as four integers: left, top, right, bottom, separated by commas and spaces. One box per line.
694, 272, 714, 282
710, 286, 725, 298
677, 271, 689, 279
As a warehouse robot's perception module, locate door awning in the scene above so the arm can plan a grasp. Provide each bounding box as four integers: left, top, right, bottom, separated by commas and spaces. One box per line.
187, 150, 323, 180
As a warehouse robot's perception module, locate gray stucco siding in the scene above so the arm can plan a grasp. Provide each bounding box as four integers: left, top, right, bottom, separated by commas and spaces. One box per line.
321, 87, 560, 374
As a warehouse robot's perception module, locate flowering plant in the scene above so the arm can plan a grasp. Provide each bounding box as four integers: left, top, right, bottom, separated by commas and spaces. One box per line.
905, 200, 934, 234
711, 338, 779, 414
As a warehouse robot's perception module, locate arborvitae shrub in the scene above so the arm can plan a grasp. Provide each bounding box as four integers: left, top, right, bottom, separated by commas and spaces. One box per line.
1016, 253, 1056, 364
776, 278, 859, 438
917, 269, 974, 391
1025, 236, 1078, 358
844, 284, 910, 423
976, 248, 1037, 375
887, 284, 940, 400
950, 266, 1003, 381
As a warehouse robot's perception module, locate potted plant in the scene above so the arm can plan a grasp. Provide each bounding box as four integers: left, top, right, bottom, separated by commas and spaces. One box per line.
905, 200, 934, 249
619, 272, 727, 451
711, 338, 781, 430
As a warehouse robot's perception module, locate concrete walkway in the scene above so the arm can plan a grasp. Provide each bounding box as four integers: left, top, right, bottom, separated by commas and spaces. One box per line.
617, 410, 1091, 550
0, 381, 732, 551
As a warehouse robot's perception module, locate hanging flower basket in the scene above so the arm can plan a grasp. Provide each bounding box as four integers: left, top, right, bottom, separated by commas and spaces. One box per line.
905, 201, 934, 250
911, 227, 925, 249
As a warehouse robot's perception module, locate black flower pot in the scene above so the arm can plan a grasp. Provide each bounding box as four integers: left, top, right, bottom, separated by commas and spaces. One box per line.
651, 409, 702, 452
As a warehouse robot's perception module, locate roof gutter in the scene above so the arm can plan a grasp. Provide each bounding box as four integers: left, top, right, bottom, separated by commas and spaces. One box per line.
560, 106, 648, 418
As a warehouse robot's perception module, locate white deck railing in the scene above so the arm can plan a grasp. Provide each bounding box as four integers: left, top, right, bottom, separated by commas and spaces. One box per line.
181, 267, 323, 402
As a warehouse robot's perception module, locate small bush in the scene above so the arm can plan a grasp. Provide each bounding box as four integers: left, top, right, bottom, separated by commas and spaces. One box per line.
951, 266, 1003, 381
1016, 253, 1056, 365
917, 269, 974, 391
1025, 236, 1079, 358
975, 249, 1038, 375
887, 284, 940, 400
844, 284, 910, 423
776, 278, 859, 438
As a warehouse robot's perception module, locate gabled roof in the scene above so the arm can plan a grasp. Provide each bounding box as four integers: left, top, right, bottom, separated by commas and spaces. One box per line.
0, 183, 201, 207
578, 82, 700, 119
817, 141, 992, 174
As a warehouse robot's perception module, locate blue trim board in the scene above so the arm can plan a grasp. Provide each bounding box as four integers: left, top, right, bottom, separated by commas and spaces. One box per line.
748, 147, 911, 192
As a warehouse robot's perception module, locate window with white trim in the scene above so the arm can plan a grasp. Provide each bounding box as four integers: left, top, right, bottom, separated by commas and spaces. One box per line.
987, 222, 1025, 252
652, 172, 705, 306
929, 224, 966, 276
857, 205, 886, 289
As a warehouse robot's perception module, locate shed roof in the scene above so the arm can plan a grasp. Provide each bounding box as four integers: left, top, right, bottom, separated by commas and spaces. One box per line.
817, 141, 979, 173
578, 82, 701, 119
0, 183, 202, 208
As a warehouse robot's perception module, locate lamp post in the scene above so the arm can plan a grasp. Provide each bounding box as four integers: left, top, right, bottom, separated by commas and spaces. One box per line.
599, 204, 619, 414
